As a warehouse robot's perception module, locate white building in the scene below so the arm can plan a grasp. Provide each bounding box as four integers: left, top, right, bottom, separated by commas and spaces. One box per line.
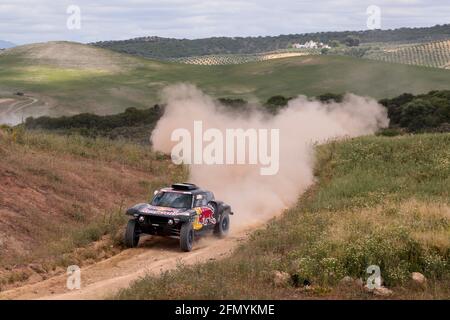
292, 41, 330, 49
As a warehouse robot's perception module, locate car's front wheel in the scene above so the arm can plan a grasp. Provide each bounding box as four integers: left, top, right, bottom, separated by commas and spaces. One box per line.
180, 222, 194, 252
124, 219, 140, 248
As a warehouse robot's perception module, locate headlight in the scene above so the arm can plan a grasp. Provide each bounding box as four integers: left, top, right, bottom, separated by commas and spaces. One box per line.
138, 216, 145, 223
168, 219, 174, 225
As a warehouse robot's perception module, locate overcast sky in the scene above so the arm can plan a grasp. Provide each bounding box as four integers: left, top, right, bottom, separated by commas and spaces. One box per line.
0, 0, 449, 45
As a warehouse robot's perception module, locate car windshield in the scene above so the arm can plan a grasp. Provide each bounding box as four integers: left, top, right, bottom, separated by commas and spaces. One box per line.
151, 192, 192, 209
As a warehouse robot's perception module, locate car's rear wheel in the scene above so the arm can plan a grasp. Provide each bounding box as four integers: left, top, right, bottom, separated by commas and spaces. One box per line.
214, 212, 230, 238
124, 219, 140, 248
180, 222, 194, 252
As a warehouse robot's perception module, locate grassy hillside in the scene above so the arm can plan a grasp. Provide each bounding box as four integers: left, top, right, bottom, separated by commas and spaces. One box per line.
1, 42, 450, 119
0, 127, 186, 290
116, 133, 450, 299
23, 105, 164, 145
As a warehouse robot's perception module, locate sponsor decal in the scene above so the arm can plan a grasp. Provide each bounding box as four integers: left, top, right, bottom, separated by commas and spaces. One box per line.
193, 207, 216, 230
193, 208, 204, 230
199, 207, 216, 225
138, 204, 182, 216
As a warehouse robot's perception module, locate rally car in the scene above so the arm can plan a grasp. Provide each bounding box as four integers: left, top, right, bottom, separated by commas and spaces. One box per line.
124, 183, 233, 252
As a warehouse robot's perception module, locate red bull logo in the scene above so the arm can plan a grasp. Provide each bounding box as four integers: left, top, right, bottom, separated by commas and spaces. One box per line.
193, 207, 216, 230
199, 207, 215, 225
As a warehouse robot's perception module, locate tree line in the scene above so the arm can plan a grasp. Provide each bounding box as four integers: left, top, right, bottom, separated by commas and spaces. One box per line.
92, 24, 450, 59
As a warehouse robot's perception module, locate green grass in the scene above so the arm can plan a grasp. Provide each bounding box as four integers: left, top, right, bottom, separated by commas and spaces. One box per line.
115, 133, 450, 299
1, 42, 450, 117
12, 129, 171, 173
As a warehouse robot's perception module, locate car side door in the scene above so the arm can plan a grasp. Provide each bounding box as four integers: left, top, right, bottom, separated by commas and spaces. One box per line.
193, 194, 216, 227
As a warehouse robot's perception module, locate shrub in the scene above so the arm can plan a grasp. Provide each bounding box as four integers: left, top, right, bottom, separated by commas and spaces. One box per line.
344, 35, 360, 47
24, 105, 164, 140
265, 95, 291, 114
318, 93, 344, 103
380, 90, 450, 132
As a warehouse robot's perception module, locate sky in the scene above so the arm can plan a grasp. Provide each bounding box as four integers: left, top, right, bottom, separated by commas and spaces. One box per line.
0, 0, 449, 45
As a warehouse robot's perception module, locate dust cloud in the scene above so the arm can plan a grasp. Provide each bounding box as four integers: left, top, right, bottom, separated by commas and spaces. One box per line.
151, 84, 388, 229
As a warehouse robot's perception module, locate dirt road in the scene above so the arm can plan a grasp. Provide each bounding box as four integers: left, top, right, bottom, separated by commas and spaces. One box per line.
0, 96, 40, 124
0, 225, 257, 300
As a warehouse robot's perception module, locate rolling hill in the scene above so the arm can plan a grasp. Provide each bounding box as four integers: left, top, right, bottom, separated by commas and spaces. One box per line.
1, 41, 450, 121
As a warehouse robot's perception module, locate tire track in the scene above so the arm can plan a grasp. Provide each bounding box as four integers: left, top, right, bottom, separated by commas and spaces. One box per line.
0, 96, 40, 124
0, 224, 260, 300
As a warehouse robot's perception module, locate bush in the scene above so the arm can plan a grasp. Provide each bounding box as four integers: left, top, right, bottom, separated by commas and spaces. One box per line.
344, 35, 360, 47
218, 98, 248, 109
380, 90, 450, 133
265, 95, 291, 114
317, 93, 344, 103
329, 40, 340, 48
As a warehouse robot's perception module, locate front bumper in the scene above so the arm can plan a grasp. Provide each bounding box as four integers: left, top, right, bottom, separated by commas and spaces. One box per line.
132, 213, 191, 237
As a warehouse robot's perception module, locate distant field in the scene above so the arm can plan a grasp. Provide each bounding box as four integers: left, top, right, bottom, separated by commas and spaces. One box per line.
173, 40, 450, 69
172, 50, 318, 65
364, 40, 450, 69
1, 42, 450, 119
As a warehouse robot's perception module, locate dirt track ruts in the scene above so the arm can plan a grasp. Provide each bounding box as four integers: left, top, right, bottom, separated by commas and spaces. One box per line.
0, 225, 258, 300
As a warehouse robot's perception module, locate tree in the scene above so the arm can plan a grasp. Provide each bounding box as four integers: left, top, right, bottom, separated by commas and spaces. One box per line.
380, 93, 415, 126
344, 35, 360, 47
400, 99, 436, 131
318, 93, 343, 103
265, 95, 290, 114
380, 91, 450, 132
218, 98, 247, 109
329, 40, 340, 48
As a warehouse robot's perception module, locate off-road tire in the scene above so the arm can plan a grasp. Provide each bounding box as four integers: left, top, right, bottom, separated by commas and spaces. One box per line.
180, 222, 194, 252
124, 219, 140, 248
214, 212, 230, 238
